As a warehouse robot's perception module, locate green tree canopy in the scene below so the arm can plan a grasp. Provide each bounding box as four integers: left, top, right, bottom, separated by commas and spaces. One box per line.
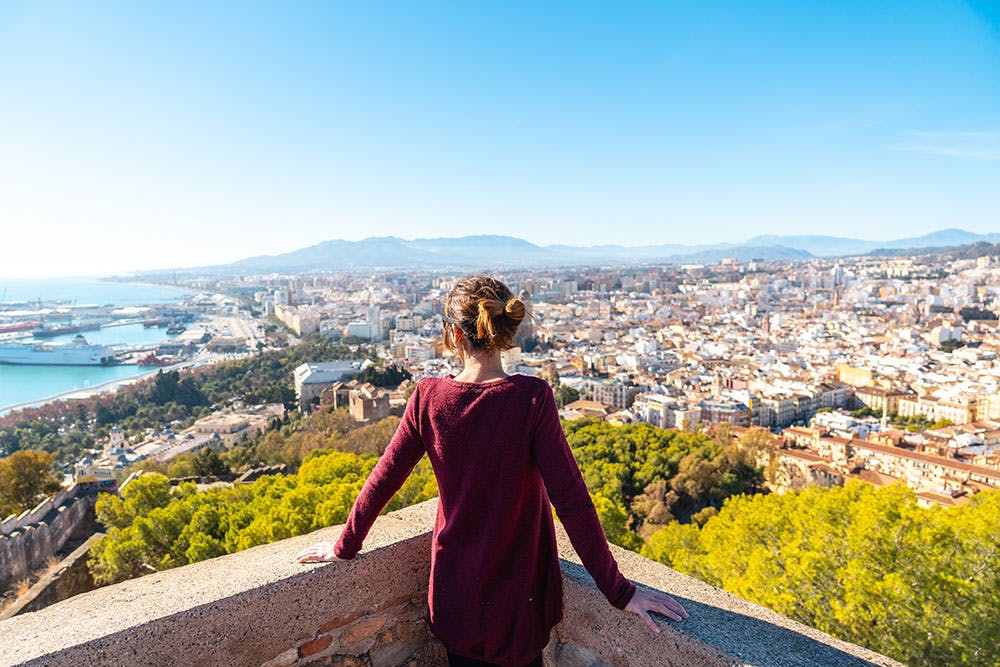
88, 449, 437, 586
0, 450, 62, 517
641, 482, 1000, 666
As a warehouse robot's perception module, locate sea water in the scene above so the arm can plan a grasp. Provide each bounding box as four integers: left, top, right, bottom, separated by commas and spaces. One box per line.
0, 277, 193, 307
0, 279, 196, 414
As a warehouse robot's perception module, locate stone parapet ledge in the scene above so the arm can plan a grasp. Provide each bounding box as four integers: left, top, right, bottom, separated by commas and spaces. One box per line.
0, 498, 901, 666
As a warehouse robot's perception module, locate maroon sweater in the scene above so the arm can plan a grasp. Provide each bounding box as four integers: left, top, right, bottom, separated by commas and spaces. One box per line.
335, 374, 636, 666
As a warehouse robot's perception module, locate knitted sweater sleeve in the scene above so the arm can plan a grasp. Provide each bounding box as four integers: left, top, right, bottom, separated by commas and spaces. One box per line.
334, 384, 425, 559
530, 383, 636, 609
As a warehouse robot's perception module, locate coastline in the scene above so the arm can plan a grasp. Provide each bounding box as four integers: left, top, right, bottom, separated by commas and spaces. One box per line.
102, 276, 199, 296
0, 280, 206, 414
0, 359, 208, 418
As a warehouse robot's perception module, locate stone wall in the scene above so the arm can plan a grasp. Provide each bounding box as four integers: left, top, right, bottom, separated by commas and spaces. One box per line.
263, 593, 447, 667
0, 494, 96, 592
0, 499, 901, 667
1, 486, 80, 536
0, 533, 104, 620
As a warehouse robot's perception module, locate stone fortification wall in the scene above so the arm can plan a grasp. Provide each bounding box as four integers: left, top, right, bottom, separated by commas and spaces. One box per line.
0, 491, 96, 593
1, 485, 81, 536
0, 533, 104, 620
0, 498, 901, 667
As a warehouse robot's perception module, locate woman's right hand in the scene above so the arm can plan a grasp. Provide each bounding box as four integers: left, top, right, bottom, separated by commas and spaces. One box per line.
295, 541, 347, 563
624, 587, 688, 633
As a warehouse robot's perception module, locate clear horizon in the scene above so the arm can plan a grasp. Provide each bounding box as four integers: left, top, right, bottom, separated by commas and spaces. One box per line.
1, 1, 998, 277
1, 226, 995, 280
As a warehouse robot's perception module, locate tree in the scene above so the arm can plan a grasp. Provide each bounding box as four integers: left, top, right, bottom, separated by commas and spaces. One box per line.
167, 458, 196, 479
148, 370, 180, 405
175, 377, 207, 408
555, 385, 580, 407
939, 339, 963, 353
192, 447, 229, 477
355, 363, 412, 388
0, 450, 62, 517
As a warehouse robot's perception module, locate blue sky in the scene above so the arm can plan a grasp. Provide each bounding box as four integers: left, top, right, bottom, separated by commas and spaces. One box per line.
0, 1, 998, 276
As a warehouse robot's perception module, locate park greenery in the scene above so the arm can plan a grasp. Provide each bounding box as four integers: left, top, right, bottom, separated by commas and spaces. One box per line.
88, 414, 761, 583
849, 406, 955, 432
355, 362, 412, 387
563, 421, 764, 548
87, 405, 419, 583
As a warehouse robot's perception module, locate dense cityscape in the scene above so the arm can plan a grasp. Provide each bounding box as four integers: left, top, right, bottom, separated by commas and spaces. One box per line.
167, 248, 1000, 504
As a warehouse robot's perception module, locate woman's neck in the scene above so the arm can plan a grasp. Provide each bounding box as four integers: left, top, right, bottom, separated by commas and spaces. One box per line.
454, 349, 508, 383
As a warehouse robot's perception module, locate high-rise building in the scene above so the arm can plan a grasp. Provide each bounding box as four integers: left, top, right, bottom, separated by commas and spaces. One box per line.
514, 290, 534, 349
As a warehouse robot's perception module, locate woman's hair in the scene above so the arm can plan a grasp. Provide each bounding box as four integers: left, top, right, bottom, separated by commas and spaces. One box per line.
444, 275, 526, 353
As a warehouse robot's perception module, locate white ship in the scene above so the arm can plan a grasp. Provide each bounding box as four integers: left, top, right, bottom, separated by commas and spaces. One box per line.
0, 335, 116, 366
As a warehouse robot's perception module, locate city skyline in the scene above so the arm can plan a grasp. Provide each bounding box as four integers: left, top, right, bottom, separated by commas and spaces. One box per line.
1, 1, 998, 277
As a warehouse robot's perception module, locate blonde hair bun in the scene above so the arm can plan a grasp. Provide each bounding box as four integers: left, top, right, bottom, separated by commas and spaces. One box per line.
444, 275, 525, 353
504, 298, 526, 322
476, 298, 504, 341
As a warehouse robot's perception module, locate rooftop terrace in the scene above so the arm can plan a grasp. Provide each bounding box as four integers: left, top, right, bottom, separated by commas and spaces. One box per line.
0, 499, 900, 666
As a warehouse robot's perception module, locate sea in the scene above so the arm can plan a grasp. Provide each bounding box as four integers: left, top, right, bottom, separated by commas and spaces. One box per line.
0, 278, 197, 415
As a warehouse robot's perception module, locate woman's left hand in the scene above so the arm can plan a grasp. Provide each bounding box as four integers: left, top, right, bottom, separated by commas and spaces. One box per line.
624, 586, 688, 633
295, 541, 347, 563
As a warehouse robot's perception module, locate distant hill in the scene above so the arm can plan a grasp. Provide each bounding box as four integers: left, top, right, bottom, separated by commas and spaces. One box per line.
221, 236, 809, 273
157, 227, 999, 275
745, 228, 1000, 257
874, 241, 1000, 261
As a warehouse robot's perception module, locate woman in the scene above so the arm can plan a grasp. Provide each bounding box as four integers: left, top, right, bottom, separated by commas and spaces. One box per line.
296, 275, 687, 667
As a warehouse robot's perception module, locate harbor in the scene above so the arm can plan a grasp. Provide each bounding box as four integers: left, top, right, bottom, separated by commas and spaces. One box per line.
0, 282, 266, 413
0, 315, 264, 415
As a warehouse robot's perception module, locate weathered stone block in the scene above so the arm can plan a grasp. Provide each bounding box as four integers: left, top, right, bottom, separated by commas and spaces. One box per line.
393, 602, 427, 623
400, 638, 448, 666
259, 647, 298, 667
319, 610, 364, 634
372, 617, 424, 649
339, 614, 388, 651
299, 635, 333, 658
368, 618, 427, 667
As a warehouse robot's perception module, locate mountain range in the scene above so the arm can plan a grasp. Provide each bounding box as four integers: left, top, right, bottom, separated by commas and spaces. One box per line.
198, 228, 1000, 274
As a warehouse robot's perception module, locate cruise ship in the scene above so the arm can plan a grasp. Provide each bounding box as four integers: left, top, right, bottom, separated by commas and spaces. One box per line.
0, 335, 116, 366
